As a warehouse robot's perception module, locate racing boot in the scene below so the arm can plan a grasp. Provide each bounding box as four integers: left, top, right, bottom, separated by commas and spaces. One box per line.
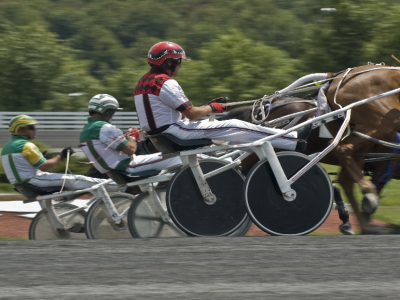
295, 124, 312, 152
333, 186, 354, 235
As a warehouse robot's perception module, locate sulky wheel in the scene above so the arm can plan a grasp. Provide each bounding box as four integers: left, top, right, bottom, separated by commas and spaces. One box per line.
128, 187, 186, 238
84, 193, 136, 239
128, 186, 252, 238
166, 159, 247, 237
229, 214, 252, 237
29, 203, 87, 240
245, 152, 333, 236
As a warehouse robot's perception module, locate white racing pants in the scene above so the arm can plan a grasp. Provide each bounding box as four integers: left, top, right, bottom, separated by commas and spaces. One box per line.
127, 153, 222, 173
164, 119, 298, 150
29, 171, 122, 192
128, 153, 182, 173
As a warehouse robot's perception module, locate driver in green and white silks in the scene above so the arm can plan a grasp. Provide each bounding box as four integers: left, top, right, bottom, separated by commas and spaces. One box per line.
79, 94, 182, 175
1, 115, 121, 192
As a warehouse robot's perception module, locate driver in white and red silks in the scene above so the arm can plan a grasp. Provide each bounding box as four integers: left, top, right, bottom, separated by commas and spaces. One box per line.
134, 42, 310, 151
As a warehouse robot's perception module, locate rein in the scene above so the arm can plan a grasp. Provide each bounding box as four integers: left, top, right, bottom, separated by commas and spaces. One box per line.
231, 66, 400, 125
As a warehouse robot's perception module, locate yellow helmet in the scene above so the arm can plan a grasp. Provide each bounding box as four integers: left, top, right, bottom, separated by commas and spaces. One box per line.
8, 115, 39, 135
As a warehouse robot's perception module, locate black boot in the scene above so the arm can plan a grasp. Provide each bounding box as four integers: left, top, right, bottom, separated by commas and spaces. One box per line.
296, 123, 313, 140
294, 124, 312, 152
333, 186, 354, 235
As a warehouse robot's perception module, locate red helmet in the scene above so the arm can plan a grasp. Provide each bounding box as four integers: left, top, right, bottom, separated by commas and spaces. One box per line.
147, 41, 190, 65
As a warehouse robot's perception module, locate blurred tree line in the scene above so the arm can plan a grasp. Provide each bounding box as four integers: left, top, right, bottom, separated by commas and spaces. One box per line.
0, 0, 399, 111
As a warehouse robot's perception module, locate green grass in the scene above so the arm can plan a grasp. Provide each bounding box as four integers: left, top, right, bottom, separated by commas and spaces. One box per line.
0, 236, 28, 241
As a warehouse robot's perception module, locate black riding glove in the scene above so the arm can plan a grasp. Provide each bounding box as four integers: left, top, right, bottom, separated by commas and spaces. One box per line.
208, 97, 230, 105
60, 147, 75, 159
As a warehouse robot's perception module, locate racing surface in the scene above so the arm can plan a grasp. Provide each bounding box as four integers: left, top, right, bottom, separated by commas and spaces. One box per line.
1, 236, 399, 299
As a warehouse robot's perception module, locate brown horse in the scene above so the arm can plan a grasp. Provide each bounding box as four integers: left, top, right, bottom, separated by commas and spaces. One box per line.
323, 65, 400, 233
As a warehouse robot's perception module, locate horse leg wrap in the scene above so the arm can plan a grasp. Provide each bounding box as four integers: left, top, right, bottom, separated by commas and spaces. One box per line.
333, 186, 349, 224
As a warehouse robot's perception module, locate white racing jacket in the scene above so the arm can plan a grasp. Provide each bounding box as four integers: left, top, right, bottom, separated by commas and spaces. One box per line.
134, 68, 193, 133
80, 117, 131, 174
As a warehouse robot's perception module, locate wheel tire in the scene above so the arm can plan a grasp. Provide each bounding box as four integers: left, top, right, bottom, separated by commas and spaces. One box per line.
166, 159, 247, 237
128, 187, 186, 238
245, 152, 333, 236
29, 203, 86, 240
229, 215, 252, 237
84, 193, 136, 239
128, 186, 252, 238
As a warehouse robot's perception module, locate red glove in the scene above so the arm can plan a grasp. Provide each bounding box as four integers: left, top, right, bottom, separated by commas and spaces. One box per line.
209, 103, 228, 113
208, 97, 230, 104
125, 127, 140, 141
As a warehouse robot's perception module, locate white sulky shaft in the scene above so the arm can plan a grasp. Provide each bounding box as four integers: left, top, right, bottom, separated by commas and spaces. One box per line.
277, 73, 328, 94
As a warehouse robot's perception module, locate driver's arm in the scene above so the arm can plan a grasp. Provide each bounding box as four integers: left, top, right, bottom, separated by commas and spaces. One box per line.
38, 155, 62, 172
182, 105, 213, 120
22, 142, 61, 172
121, 136, 137, 156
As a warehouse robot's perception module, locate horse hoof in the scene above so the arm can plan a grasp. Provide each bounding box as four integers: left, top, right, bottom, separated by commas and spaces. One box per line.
361, 193, 379, 215
339, 221, 354, 235
361, 224, 389, 235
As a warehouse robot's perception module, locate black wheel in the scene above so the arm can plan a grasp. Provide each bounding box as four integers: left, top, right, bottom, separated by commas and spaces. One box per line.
245, 152, 333, 236
166, 159, 247, 236
84, 193, 136, 239
128, 186, 252, 238
128, 187, 186, 238
229, 215, 252, 237
29, 203, 86, 240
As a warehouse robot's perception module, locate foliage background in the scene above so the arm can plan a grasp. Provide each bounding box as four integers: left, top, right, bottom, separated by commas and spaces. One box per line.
0, 0, 399, 111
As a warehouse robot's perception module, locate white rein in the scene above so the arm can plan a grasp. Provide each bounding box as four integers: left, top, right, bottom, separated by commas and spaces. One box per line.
215, 66, 400, 124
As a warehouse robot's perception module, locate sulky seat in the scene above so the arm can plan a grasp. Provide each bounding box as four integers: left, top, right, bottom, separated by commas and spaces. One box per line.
107, 169, 160, 185
148, 133, 213, 154
15, 184, 63, 201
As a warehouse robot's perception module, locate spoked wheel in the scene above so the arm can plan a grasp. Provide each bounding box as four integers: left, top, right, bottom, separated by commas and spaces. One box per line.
245, 152, 333, 236
167, 159, 247, 237
84, 193, 136, 239
29, 203, 87, 240
128, 187, 186, 238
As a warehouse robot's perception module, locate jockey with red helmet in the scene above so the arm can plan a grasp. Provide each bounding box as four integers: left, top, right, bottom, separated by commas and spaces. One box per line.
134, 41, 309, 151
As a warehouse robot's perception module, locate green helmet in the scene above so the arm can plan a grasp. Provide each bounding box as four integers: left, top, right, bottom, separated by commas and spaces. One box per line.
8, 115, 39, 135
88, 94, 122, 114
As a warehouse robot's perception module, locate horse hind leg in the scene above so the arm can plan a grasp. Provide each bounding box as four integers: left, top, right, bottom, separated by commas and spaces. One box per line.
333, 185, 354, 235
333, 134, 380, 214
337, 156, 388, 234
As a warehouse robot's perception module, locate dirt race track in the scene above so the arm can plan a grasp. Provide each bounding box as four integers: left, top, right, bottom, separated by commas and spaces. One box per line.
1, 236, 400, 299
0, 209, 388, 239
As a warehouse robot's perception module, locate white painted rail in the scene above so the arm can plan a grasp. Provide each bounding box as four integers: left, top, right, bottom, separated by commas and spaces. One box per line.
0, 111, 229, 130
0, 112, 140, 130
